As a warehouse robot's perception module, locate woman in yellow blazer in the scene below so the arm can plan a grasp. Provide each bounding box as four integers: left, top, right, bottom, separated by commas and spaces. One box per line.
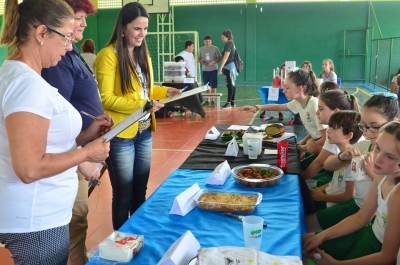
95, 2, 180, 230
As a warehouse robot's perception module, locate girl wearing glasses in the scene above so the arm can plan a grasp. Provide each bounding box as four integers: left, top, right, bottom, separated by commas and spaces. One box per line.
240, 69, 327, 158
303, 121, 400, 265
306, 94, 398, 233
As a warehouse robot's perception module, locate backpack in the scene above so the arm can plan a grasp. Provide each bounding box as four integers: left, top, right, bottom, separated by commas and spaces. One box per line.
234, 48, 243, 73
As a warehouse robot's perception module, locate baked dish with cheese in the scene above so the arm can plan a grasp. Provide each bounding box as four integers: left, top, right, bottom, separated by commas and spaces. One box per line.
194, 189, 262, 213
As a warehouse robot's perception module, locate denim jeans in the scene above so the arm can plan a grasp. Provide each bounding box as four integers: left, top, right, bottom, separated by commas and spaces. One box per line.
106, 127, 152, 230
223, 68, 236, 102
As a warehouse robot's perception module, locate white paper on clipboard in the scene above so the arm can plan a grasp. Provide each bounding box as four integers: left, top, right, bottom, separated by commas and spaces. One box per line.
100, 84, 210, 142
159, 84, 210, 104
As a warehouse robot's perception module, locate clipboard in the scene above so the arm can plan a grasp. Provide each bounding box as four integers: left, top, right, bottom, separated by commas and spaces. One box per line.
101, 100, 154, 142
88, 162, 108, 197
159, 83, 210, 104
99, 84, 210, 142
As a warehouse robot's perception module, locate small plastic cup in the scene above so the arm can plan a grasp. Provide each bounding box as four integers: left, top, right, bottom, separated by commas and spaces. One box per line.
247, 139, 259, 159
306, 179, 317, 189
242, 216, 264, 250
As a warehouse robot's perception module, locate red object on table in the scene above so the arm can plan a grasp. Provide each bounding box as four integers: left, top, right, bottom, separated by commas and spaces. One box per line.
277, 141, 288, 172
272, 77, 281, 88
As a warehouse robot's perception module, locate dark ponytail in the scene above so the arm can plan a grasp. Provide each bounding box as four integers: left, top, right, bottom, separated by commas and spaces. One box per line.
287, 69, 319, 97
319, 90, 360, 112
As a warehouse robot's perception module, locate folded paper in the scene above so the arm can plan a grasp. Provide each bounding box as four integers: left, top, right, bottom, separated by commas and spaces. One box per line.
170, 183, 200, 216
205, 126, 220, 140
206, 160, 231, 185
264, 149, 278, 155
183, 77, 195, 83
227, 125, 250, 131
225, 137, 239, 157
157, 230, 201, 265
267, 87, 279, 101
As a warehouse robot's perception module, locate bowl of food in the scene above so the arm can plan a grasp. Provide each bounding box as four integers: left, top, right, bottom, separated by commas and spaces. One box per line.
231, 164, 284, 188
221, 131, 235, 141
193, 189, 262, 213
221, 130, 247, 141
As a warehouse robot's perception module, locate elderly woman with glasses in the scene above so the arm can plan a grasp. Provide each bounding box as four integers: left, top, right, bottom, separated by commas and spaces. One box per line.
0, 0, 110, 263
41, 1, 112, 264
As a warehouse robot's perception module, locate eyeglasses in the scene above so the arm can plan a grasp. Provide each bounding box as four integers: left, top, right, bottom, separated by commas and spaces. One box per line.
358, 121, 389, 133
46, 26, 75, 46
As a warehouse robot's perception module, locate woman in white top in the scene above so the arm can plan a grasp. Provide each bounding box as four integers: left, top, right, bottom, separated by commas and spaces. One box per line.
81, 38, 97, 73
0, 0, 110, 263
319, 59, 337, 84
303, 121, 400, 265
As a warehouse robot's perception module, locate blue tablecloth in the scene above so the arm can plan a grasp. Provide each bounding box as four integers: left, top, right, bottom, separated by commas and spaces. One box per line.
87, 169, 305, 265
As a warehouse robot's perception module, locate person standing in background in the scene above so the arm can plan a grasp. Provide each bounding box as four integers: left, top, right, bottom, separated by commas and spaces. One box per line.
95, 2, 181, 230
319, 58, 337, 83
218, 29, 238, 109
0, 0, 110, 263
81, 38, 96, 73
198, 35, 221, 107
177, 40, 196, 79
41, 1, 111, 264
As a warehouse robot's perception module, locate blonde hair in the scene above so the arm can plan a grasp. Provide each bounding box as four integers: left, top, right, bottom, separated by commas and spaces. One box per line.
1, 0, 74, 54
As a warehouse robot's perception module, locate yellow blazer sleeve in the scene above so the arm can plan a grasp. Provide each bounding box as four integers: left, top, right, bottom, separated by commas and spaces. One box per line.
95, 44, 146, 115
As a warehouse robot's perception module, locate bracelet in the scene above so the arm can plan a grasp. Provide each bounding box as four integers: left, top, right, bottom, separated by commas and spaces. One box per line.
254, 105, 261, 111
338, 151, 345, 161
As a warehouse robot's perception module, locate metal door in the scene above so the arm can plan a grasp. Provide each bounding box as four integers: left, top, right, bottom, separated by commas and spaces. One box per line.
342, 29, 369, 82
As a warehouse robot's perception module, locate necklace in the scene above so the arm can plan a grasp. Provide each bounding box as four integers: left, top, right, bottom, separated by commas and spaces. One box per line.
128, 51, 136, 68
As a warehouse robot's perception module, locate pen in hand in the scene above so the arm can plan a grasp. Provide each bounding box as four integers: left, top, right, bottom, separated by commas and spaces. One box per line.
170, 86, 188, 99
80, 110, 101, 121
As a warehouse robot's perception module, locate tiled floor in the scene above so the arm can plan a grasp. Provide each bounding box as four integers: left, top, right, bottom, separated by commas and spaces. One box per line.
0, 84, 372, 264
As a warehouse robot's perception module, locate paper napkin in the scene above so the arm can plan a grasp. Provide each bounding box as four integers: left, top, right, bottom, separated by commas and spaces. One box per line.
225, 137, 239, 157
169, 183, 200, 216
157, 230, 200, 265
205, 126, 220, 140
206, 160, 231, 185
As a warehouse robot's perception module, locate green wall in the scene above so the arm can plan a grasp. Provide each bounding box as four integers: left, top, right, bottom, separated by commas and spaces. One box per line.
0, 17, 6, 63
1, 1, 400, 84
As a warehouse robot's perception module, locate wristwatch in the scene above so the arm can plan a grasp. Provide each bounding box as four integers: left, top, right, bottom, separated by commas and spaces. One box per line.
254, 105, 261, 111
